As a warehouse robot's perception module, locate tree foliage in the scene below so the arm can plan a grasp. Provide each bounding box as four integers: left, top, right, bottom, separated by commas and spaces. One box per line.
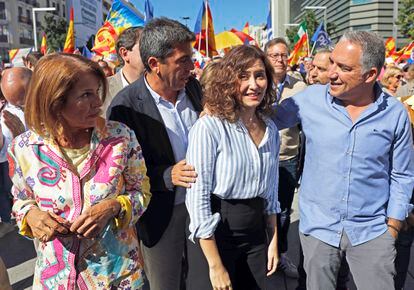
397, 0, 414, 40
285, 10, 337, 50
40, 14, 68, 52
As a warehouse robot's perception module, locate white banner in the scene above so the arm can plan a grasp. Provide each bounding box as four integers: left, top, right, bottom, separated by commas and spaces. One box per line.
72, 0, 104, 47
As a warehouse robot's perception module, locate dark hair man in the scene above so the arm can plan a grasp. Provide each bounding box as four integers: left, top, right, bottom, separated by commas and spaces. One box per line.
108, 18, 202, 290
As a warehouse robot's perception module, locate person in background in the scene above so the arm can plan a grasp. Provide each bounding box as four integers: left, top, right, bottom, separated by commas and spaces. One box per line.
265, 37, 307, 279
9, 53, 151, 289
102, 26, 144, 115
97, 58, 114, 77
22, 52, 43, 71
108, 18, 202, 290
308, 47, 332, 85
396, 64, 414, 98
0, 67, 31, 238
380, 65, 404, 96
186, 45, 279, 290
273, 31, 414, 290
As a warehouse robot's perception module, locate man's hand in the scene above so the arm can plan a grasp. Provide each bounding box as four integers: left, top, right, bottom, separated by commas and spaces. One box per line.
3, 110, 25, 138
171, 159, 197, 188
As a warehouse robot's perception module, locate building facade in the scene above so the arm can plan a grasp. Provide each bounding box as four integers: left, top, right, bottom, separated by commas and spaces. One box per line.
288, 0, 408, 47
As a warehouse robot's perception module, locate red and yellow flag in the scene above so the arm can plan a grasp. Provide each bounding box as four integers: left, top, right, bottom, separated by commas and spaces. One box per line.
193, 1, 217, 57
63, 7, 75, 53
385, 37, 395, 57
40, 33, 47, 55
288, 33, 308, 66
393, 41, 414, 62
242, 22, 249, 35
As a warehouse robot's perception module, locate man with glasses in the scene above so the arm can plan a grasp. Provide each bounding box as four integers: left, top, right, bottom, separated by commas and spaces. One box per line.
265, 37, 307, 278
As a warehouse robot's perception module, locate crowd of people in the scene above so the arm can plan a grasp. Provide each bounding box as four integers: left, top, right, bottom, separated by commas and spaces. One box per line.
0, 16, 413, 290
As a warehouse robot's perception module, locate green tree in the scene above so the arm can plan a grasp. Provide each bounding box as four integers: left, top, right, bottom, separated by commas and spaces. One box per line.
40, 14, 68, 52
285, 10, 336, 51
397, 0, 414, 40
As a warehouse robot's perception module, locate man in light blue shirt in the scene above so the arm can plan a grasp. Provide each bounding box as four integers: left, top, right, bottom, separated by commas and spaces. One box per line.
273, 31, 414, 290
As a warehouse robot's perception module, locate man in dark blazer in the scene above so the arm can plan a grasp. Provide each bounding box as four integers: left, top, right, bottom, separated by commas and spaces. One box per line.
108, 18, 202, 290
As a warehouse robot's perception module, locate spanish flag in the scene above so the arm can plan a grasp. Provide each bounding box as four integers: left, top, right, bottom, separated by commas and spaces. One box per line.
385, 37, 395, 58
193, 0, 217, 57
40, 33, 47, 55
63, 7, 75, 53
92, 0, 144, 57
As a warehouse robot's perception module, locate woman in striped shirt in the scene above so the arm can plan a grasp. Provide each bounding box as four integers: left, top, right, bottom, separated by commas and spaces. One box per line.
186, 45, 280, 290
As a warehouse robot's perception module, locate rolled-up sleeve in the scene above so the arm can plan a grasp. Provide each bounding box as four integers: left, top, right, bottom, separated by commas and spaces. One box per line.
7, 140, 37, 238
186, 118, 221, 242
264, 130, 281, 215
122, 127, 151, 227
387, 111, 414, 220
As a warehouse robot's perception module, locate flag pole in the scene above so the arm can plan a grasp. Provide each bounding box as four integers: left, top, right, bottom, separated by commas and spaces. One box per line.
306, 31, 310, 57
396, 41, 413, 63
310, 41, 317, 56
205, 0, 209, 58
197, 1, 203, 54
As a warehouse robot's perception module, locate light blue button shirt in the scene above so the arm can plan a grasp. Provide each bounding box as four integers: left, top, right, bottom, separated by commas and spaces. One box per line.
144, 77, 199, 204
273, 83, 414, 247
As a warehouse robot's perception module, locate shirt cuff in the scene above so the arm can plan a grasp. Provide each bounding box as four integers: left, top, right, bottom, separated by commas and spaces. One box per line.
114, 196, 132, 230
189, 212, 221, 243
163, 166, 174, 191
387, 201, 412, 221
17, 204, 38, 239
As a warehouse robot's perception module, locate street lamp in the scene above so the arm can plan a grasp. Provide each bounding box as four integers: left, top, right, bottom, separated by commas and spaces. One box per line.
32, 7, 56, 51
304, 6, 327, 31
181, 16, 190, 28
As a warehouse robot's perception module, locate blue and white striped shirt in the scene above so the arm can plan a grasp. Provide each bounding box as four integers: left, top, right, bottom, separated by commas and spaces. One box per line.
186, 115, 280, 242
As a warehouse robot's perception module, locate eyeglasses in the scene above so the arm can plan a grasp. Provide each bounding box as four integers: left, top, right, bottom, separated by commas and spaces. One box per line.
395, 75, 404, 80
267, 53, 288, 60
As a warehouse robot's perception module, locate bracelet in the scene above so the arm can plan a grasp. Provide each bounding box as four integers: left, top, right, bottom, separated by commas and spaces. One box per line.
387, 224, 400, 233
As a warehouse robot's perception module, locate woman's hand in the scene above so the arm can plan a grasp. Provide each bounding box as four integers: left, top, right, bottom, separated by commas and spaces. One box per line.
26, 208, 71, 242
70, 199, 120, 239
267, 233, 279, 276
209, 264, 232, 290
266, 214, 278, 276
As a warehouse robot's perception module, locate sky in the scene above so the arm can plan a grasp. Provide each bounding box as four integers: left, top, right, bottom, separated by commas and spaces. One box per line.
130, 0, 269, 33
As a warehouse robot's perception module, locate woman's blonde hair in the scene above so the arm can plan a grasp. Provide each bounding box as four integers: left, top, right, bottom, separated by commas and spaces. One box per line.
24, 53, 107, 139
203, 45, 276, 122
381, 65, 402, 87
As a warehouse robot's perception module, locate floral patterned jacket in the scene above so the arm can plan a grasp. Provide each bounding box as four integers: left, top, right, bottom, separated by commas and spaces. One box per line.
8, 119, 151, 290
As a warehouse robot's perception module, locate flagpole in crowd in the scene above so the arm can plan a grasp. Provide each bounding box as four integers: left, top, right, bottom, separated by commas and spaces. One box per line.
205, 0, 209, 58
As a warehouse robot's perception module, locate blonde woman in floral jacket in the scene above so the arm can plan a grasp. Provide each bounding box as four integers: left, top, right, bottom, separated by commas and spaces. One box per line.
8, 53, 151, 290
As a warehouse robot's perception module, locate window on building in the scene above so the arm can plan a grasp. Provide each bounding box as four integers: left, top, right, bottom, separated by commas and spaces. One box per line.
46, 0, 50, 7
352, 0, 372, 4
18, 6, 23, 17
26, 9, 31, 22
57, 3, 60, 13
0, 3, 5, 20
63, 4, 65, 17
353, 24, 372, 31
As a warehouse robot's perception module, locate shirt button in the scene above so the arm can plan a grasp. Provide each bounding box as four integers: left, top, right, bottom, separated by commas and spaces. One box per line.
342, 197, 346, 201
346, 151, 351, 155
